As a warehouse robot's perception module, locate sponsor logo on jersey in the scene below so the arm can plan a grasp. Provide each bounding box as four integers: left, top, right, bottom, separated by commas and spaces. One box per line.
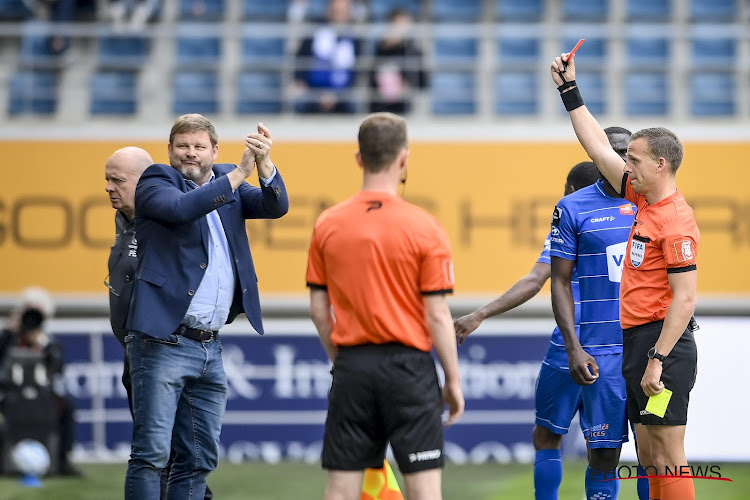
673, 239, 694, 262
552, 206, 562, 227
591, 216, 615, 223
606, 242, 627, 282
619, 204, 633, 215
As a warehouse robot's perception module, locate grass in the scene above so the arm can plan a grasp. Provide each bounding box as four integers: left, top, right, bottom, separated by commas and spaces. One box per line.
0, 461, 747, 499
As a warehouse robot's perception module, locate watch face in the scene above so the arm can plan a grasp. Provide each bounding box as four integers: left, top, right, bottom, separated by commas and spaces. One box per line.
648, 347, 656, 358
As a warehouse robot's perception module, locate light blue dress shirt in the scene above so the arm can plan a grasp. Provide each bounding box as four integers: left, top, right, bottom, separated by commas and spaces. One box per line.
182, 168, 276, 331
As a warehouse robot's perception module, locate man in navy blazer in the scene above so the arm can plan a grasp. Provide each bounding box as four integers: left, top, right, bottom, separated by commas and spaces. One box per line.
124, 114, 288, 500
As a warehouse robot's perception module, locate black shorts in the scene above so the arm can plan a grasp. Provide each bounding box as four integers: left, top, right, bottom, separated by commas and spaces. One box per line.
622, 320, 697, 426
321, 343, 444, 473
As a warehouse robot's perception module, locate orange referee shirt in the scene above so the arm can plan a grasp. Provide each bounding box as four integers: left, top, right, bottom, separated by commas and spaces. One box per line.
306, 191, 454, 352
620, 174, 700, 329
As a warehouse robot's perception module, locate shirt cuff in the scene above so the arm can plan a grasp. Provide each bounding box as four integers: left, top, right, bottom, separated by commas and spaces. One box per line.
259, 166, 277, 186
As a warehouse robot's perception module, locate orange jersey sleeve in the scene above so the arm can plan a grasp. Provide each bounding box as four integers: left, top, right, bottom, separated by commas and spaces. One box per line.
306, 221, 327, 289
419, 217, 455, 294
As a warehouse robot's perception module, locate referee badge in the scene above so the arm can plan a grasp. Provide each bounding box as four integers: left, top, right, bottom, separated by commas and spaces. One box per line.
630, 239, 646, 268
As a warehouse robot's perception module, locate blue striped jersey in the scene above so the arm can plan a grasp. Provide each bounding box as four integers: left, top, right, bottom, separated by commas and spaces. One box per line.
537, 231, 580, 370
550, 180, 636, 356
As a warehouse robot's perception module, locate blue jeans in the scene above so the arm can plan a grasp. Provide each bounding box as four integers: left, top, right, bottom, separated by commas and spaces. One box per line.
124, 331, 227, 500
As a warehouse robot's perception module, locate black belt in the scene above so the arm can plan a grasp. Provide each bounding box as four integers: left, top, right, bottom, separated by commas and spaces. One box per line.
175, 324, 218, 342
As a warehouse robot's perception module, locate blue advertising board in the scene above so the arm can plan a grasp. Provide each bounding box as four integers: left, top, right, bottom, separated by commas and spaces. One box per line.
48, 318, 587, 463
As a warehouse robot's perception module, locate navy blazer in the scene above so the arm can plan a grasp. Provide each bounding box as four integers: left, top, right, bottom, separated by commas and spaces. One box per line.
126, 163, 289, 338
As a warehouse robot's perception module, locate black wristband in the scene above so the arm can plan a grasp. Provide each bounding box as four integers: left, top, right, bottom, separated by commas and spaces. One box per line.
557, 80, 577, 92
560, 85, 584, 112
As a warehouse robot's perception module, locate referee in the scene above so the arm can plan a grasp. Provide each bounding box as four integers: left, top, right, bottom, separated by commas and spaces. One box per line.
550, 53, 699, 500
306, 112, 464, 500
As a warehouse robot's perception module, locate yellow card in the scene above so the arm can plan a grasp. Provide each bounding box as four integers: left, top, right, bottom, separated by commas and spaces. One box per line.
645, 388, 673, 418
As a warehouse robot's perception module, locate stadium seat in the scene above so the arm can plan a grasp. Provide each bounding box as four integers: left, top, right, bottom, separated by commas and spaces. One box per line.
690, 0, 736, 22
497, 37, 539, 68
19, 22, 63, 68
0, 0, 31, 20
236, 71, 283, 114
570, 72, 605, 115
433, 37, 479, 68
626, 37, 669, 68
243, 0, 288, 21
369, 0, 421, 22
432, 0, 482, 23
495, 72, 538, 115
176, 24, 222, 67
627, 0, 671, 22
179, 0, 225, 21
562, 0, 609, 22
90, 70, 137, 115
8, 70, 58, 115
495, 0, 544, 22
173, 70, 219, 115
98, 35, 150, 69
431, 71, 476, 115
691, 37, 736, 69
625, 73, 668, 116
240, 35, 285, 67
691, 73, 735, 116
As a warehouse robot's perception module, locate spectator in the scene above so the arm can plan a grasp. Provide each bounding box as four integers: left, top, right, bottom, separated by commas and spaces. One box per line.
106, 0, 159, 32
293, 0, 362, 114
0, 287, 82, 476
369, 8, 427, 114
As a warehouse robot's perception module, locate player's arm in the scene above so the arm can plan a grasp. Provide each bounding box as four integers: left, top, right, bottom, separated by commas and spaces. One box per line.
550, 54, 626, 194
641, 270, 697, 396
309, 288, 337, 362
550, 256, 598, 385
425, 294, 464, 426
454, 262, 550, 345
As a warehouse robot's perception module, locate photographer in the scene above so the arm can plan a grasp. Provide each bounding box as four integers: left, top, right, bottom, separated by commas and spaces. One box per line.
0, 287, 81, 476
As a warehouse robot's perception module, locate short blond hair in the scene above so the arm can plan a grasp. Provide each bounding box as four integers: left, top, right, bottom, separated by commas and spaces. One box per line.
169, 114, 218, 146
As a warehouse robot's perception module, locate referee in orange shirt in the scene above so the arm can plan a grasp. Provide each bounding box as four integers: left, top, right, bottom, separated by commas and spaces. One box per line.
549, 54, 699, 500
306, 112, 464, 500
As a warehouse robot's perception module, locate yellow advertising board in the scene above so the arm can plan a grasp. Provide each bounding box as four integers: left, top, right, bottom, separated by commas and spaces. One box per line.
1, 140, 748, 296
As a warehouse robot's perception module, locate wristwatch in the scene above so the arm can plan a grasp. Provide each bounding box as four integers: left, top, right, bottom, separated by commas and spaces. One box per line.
647, 346, 666, 362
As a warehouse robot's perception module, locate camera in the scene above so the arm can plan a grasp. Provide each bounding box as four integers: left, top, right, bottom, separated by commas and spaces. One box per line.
19, 307, 45, 335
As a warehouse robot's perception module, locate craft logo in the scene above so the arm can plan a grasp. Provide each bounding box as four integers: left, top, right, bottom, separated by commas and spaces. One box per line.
588, 464, 732, 482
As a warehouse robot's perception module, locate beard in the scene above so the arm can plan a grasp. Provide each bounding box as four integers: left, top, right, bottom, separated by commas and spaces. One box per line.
174, 162, 211, 185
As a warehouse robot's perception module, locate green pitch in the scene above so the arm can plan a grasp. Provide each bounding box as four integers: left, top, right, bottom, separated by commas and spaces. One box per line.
0, 461, 746, 499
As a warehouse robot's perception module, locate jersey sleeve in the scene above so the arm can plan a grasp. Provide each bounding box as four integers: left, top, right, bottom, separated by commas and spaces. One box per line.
420, 219, 455, 294
537, 231, 552, 265
660, 222, 698, 273
305, 222, 327, 289
549, 202, 578, 262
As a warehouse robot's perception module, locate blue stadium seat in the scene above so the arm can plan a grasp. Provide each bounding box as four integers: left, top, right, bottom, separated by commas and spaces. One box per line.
243, 0, 288, 21
495, 0, 543, 21
625, 73, 668, 116
495, 72, 538, 115
179, 0, 225, 21
369, 0, 421, 22
19, 22, 65, 68
433, 37, 479, 67
90, 70, 137, 115
626, 37, 669, 68
691, 73, 735, 116
691, 38, 736, 69
236, 71, 283, 114
431, 72, 476, 115
570, 72, 605, 115
497, 37, 539, 67
176, 25, 222, 67
562, 0, 609, 21
560, 37, 606, 67
173, 70, 219, 115
432, 0, 482, 23
627, 0, 671, 21
690, 0, 736, 22
8, 70, 58, 115
240, 36, 285, 67
0, 0, 31, 20
98, 35, 149, 69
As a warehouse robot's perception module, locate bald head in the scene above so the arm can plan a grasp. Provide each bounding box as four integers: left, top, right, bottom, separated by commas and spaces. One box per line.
105, 147, 154, 219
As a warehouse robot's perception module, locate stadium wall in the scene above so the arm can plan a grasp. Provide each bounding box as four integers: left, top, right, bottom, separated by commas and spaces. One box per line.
2, 139, 749, 299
